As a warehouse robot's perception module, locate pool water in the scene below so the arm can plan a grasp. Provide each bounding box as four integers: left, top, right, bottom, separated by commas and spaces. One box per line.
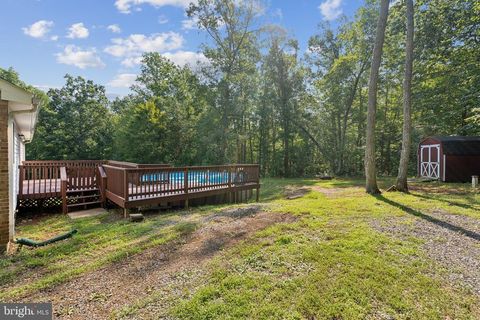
141, 171, 231, 184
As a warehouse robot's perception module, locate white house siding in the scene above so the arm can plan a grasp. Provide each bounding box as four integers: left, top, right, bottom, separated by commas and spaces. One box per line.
7, 117, 24, 243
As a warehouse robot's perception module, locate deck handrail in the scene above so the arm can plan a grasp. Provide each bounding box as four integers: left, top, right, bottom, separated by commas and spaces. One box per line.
23, 160, 107, 167
107, 160, 171, 169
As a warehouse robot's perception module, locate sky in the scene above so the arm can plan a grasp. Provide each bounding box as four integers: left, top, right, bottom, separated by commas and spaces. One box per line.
0, 0, 364, 97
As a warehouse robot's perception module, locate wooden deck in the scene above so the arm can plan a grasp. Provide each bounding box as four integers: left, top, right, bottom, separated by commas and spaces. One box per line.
18, 161, 260, 213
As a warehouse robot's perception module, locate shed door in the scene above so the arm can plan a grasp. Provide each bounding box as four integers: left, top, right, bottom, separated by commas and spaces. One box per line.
420, 144, 440, 179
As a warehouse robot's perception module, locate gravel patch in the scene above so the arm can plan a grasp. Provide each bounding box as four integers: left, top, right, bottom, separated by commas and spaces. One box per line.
372, 209, 480, 295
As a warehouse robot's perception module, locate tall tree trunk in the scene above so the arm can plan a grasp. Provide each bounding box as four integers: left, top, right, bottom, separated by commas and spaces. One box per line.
396, 0, 414, 192
283, 116, 290, 177
365, 0, 390, 194
339, 61, 367, 175
222, 82, 230, 164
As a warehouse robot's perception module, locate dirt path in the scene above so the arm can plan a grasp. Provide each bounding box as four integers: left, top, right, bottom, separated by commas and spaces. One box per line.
284, 185, 345, 199
372, 208, 480, 296
24, 206, 295, 319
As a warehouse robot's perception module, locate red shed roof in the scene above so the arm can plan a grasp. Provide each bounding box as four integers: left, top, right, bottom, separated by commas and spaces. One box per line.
430, 136, 480, 155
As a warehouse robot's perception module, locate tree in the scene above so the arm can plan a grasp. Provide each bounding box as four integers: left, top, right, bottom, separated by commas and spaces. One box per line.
365, 0, 390, 194
396, 0, 414, 192
28, 75, 113, 160
187, 0, 261, 163
113, 53, 207, 164
262, 30, 305, 177
414, 0, 480, 136
307, 10, 375, 175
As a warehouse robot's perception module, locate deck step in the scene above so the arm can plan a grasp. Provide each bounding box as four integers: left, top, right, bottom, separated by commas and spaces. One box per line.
67, 188, 99, 194
68, 194, 100, 200
67, 200, 102, 208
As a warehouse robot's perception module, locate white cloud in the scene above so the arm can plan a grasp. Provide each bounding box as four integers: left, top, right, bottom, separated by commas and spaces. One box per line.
272, 8, 283, 19
119, 50, 208, 69
55, 45, 105, 69
319, 0, 343, 21
33, 84, 60, 92
115, 0, 192, 14
67, 23, 89, 39
108, 73, 137, 88
105, 32, 184, 67
22, 20, 54, 39
181, 17, 198, 30
121, 56, 143, 67
107, 24, 122, 33
163, 50, 208, 67
158, 15, 169, 24
50, 35, 59, 41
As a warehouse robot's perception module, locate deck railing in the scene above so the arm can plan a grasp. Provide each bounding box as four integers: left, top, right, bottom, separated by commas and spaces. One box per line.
19, 161, 105, 198
101, 164, 260, 206
103, 165, 127, 199
19, 164, 63, 198
18, 161, 260, 210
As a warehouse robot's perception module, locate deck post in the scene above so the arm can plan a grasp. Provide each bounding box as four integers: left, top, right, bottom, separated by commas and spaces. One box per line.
184, 168, 189, 208
228, 166, 232, 203
18, 165, 23, 197
96, 166, 107, 208
60, 167, 68, 214
123, 169, 128, 217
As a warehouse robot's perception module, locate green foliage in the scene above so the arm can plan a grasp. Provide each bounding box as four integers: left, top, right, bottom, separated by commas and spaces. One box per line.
27, 75, 113, 160
188, 0, 262, 164
414, 0, 480, 136
113, 53, 208, 164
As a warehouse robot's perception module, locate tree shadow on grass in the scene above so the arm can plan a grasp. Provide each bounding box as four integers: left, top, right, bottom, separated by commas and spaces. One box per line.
325, 177, 395, 190
374, 195, 480, 242
410, 193, 480, 211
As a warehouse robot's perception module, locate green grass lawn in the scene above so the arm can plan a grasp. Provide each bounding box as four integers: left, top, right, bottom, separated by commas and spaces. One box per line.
0, 208, 202, 300
171, 179, 479, 319
1, 177, 479, 319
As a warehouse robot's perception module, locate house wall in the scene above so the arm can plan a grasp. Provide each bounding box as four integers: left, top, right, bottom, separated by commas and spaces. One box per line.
0, 100, 9, 251
9, 120, 23, 242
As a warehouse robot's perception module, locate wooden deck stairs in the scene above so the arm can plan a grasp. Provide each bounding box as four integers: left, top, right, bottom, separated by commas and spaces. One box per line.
66, 189, 102, 213
61, 165, 106, 214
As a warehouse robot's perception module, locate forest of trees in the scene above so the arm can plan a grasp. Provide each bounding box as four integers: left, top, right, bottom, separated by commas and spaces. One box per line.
2, 0, 479, 179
